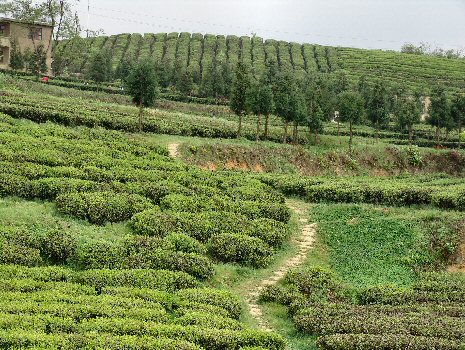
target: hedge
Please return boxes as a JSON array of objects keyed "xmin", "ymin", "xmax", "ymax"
[{"xmin": 56, "ymin": 191, "xmax": 155, "ymax": 225}]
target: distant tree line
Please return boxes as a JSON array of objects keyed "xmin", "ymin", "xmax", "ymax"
[
  {"xmin": 401, "ymin": 42, "xmax": 464, "ymax": 59},
  {"xmin": 66, "ymin": 49, "xmax": 465, "ymax": 153}
]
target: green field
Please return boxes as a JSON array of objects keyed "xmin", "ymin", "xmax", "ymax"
[
  {"xmin": 0, "ymin": 71, "xmax": 464, "ymax": 350},
  {"xmin": 55, "ymin": 32, "xmax": 465, "ymax": 94}
]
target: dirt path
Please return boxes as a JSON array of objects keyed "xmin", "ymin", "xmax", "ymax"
[
  {"xmin": 168, "ymin": 143, "xmax": 180, "ymax": 158},
  {"xmin": 245, "ymin": 199, "xmax": 316, "ymax": 332}
]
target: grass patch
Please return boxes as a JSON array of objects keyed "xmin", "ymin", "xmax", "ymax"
[
  {"xmin": 310, "ymin": 203, "xmax": 464, "ymax": 288},
  {"xmin": 0, "ymin": 197, "xmax": 131, "ymax": 243}
]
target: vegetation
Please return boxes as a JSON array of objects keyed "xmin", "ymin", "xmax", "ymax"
[{"xmin": 0, "ymin": 20, "xmax": 464, "ymax": 349}]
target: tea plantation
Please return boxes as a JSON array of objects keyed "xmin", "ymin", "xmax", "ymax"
[{"xmin": 0, "ymin": 70, "xmax": 464, "ymax": 350}]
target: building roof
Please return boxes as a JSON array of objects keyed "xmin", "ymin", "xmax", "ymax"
[{"xmin": 0, "ymin": 17, "xmax": 53, "ymax": 28}]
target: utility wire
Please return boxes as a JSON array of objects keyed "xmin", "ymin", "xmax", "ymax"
[{"xmin": 78, "ymin": 4, "xmax": 464, "ymax": 50}]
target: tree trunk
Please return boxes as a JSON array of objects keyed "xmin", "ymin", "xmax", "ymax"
[
  {"xmin": 375, "ymin": 120, "xmax": 379, "ymax": 143},
  {"xmin": 283, "ymin": 120, "xmax": 289, "ymax": 144},
  {"xmin": 314, "ymin": 130, "xmax": 318, "ymax": 145},
  {"xmin": 337, "ymin": 120, "xmax": 341, "ymax": 145},
  {"xmin": 308, "ymin": 127, "xmax": 312, "ymax": 145},
  {"xmin": 138, "ymin": 100, "xmax": 144, "ymax": 132},
  {"xmin": 435, "ymin": 126, "xmax": 441, "ymax": 147},
  {"xmin": 264, "ymin": 115, "xmax": 269, "ymax": 140},
  {"xmin": 292, "ymin": 121, "xmax": 298, "ymax": 145},
  {"xmin": 237, "ymin": 112, "xmax": 243, "ymax": 138},
  {"xmin": 445, "ymin": 128, "xmax": 450, "ymax": 142},
  {"xmin": 349, "ymin": 121, "xmax": 353, "ymax": 154},
  {"xmin": 256, "ymin": 113, "xmax": 261, "ymax": 143},
  {"xmin": 408, "ymin": 125, "xmax": 413, "ymax": 146}
]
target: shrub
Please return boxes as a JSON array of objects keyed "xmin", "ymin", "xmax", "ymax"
[
  {"xmin": 73, "ymin": 269, "xmax": 198, "ymax": 292},
  {"xmin": 176, "ymin": 288, "xmax": 242, "ymax": 320},
  {"xmin": 246, "ymin": 218, "xmax": 289, "ymax": 247},
  {"xmin": 174, "ymin": 311, "xmax": 243, "ymax": 331},
  {"xmin": 164, "ymin": 233, "xmax": 206, "ymax": 255},
  {"xmin": 57, "ymin": 191, "xmax": 155, "ymax": 224},
  {"xmin": 207, "ymin": 233, "xmax": 272, "ymax": 267},
  {"xmin": 30, "ymin": 177, "xmax": 98, "ymax": 199},
  {"xmin": 41, "ymin": 230, "xmax": 77, "ymax": 264},
  {"xmin": 316, "ymin": 334, "xmax": 463, "ymax": 350},
  {"xmin": 232, "ymin": 201, "xmax": 290, "ymax": 222},
  {"xmin": 130, "ymin": 210, "xmax": 179, "ymax": 237},
  {"xmin": 0, "ymin": 241, "xmax": 43, "ymax": 267}
]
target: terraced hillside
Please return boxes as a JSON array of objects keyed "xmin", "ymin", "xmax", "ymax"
[{"xmin": 55, "ymin": 32, "xmax": 465, "ymax": 92}]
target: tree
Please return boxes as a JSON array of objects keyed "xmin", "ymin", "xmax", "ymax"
[
  {"xmin": 304, "ymin": 80, "xmax": 325, "ymax": 144},
  {"xmin": 23, "ymin": 44, "xmax": 47, "ymax": 78},
  {"xmin": 115, "ymin": 57, "xmax": 134, "ymax": 84},
  {"xmin": 337, "ymin": 91, "xmax": 365, "ymax": 153},
  {"xmin": 274, "ymin": 70, "xmax": 294, "ymax": 144},
  {"xmin": 396, "ymin": 96, "xmax": 421, "ymax": 145},
  {"xmin": 367, "ymin": 81, "xmax": 390, "ymax": 141},
  {"xmin": 176, "ymin": 69, "xmax": 194, "ymax": 95},
  {"xmin": 451, "ymin": 93, "xmax": 465, "ymax": 149},
  {"xmin": 9, "ymin": 40, "xmax": 24, "ymax": 71},
  {"xmin": 230, "ymin": 61, "xmax": 250, "ymax": 138},
  {"xmin": 125, "ymin": 59, "xmax": 159, "ymax": 132},
  {"xmin": 200, "ymin": 57, "xmax": 229, "ymax": 98},
  {"xmin": 427, "ymin": 86, "xmax": 451, "ymax": 146},
  {"xmin": 289, "ymin": 88, "xmax": 307, "ymax": 145},
  {"xmin": 246, "ymin": 77, "xmax": 274, "ymax": 142},
  {"xmin": 86, "ymin": 49, "xmax": 113, "ymax": 88}
]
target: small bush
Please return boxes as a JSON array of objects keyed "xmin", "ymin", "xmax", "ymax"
[
  {"xmin": 57, "ymin": 191, "xmax": 155, "ymax": 224},
  {"xmin": 207, "ymin": 233, "xmax": 272, "ymax": 267},
  {"xmin": 41, "ymin": 230, "xmax": 77, "ymax": 264}
]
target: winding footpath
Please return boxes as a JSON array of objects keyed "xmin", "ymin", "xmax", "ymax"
[
  {"xmin": 245, "ymin": 200, "xmax": 317, "ymax": 332},
  {"xmin": 168, "ymin": 143, "xmax": 180, "ymax": 158},
  {"xmin": 167, "ymin": 143, "xmax": 316, "ymax": 332}
]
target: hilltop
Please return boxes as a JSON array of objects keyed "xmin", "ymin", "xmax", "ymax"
[{"xmin": 55, "ymin": 32, "xmax": 465, "ymax": 94}]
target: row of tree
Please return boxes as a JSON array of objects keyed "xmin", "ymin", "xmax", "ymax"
[
  {"xmin": 124, "ymin": 56, "xmax": 465, "ymax": 153},
  {"xmin": 229, "ymin": 61, "xmax": 465, "ymax": 152}
]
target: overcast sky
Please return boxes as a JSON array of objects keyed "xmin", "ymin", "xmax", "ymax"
[{"xmin": 76, "ymin": 0, "xmax": 465, "ymax": 51}]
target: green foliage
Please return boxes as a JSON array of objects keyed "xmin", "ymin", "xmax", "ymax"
[
  {"xmin": 41, "ymin": 230, "xmax": 77, "ymax": 264},
  {"xmin": 126, "ymin": 59, "xmax": 159, "ymax": 108},
  {"xmin": 9, "ymin": 41, "xmax": 24, "ymax": 71},
  {"xmin": 56, "ymin": 191, "xmax": 155, "ymax": 225},
  {"xmin": 428, "ymin": 85, "xmax": 452, "ymax": 136},
  {"xmin": 207, "ymin": 233, "xmax": 272, "ymax": 268},
  {"xmin": 337, "ymin": 91, "xmax": 365, "ymax": 125},
  {"xmin": 87, "ymin": 49, "xmax": 113, "ymax": 84},
  {"xmin": 366, "ymin": 81, "xmax": 390, "ymax": 131}
]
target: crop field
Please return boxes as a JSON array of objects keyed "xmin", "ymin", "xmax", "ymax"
[
  {"xmin": 0, "ymin": 58, "xmax": 464, "ymax": 350},
  {"xmin": 261, "ymin": 204, "xmax": 465, "ymax": 349},
  {"xmin": 55, "ymin": 32, "xmax": 465, "ymax": 93}
]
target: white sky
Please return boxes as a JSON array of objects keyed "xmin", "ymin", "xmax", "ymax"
[{"xmin": 77, "ymin": 0, "xmax": 465, "ymax": 51}]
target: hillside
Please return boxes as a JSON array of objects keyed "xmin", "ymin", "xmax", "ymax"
[
  {"xmin": 1, "ymin": 68, "xmax": 465, "ymax": 349},
  {"xmin": 55, "ymin": 32, "xmax": 465, "ymax": 93}
]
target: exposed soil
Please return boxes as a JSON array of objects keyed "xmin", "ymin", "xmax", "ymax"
[
  {"xmin": 448, "ymin": 241, "xmax": 465, "ymax": 273},
  {"xmin": 183, "ymin": 143, "xmax": 465, "ymax": 177},
  {"xmin": 245, "ymin": 199, "xmax": 316, "ymax": 332}
]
